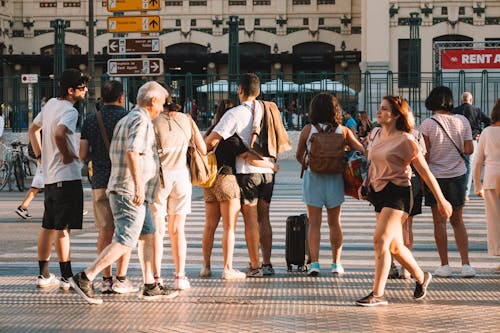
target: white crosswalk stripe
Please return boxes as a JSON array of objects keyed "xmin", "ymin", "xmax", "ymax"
[{"xmin": 4, "ymin": 189, "xmax": 494, "ymax": 275}]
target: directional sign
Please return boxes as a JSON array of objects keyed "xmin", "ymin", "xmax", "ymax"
[
  {"xmin": 108, "ymin": 38, "xmax": 161, "ymax": 55},
  {"xmin": 107, "ymin": 58, "xmax": 164, "ymax": 76},
  {"xmin": 107, "ymin": 0, "xmax": 161, "ymax": 12},
  {"xmin": 107, "ymin": 16, "xmax": 161, "ymax": 33}
]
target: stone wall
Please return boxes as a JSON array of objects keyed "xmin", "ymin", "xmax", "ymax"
[{"xmin": 2, "ymin": 130, "xmax": 302, "ymax": 161}]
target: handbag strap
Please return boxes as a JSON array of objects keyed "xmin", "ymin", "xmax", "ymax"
[
  {"xmin": 430, "ymin": 117, "xmax": 465, "ymax": 160},
  {"xmin": 95, "ymin": 111, "xmax": 110, "ymax": 152}
]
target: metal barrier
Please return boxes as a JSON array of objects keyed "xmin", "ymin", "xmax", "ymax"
[{"xmin": 1, "ymin": 71, "xmax": 499, "ymax": 131}]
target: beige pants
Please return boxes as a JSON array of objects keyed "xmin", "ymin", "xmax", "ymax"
[{"xmin": 484, "ymin": 189, "xmax": 500, "ymax": 256}]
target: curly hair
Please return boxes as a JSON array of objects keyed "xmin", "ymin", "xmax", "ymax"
[{"xmin": 308, "ymin": 93, "xmax": 342, "ymax": 126}]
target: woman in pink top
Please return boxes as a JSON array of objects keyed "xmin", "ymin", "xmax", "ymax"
[{"xmin": 356, "ymin": 95, "xmax": 452, "ymax": 307}]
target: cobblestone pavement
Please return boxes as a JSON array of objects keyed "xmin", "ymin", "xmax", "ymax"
[{"xmin": 0, "ymin": 161, "xmax": 499, "ymax": 332}]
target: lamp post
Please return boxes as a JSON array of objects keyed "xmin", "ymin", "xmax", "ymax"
[
  {"xmin": 50, "ymin": 18, "xmax": 69, "ymax": 96},
  {"xmin": 408, "ymin": 12, "xmax": 421, "ymax": 119},
  {"xmin": 87, "ymin": 0, "xmax": 96, "ymax": 113},
  {"xmin": 227, "ymin": 15, "xmax": 239, "ymax": 103}
]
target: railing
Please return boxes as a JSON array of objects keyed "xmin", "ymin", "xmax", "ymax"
[{"xmin": 1, "ymin": 70, "xmax": 499, "ymax": 131}]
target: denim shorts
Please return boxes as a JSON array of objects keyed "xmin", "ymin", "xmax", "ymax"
[
  {"xmin": 424, "ymin": 174, "xmax": 466, "ymax": 209},
  {"xmin": 371, "ymin": 182, "xmax": 413, "ymax": 214},
  {"xmin": 302, "ymin": 170, "xmax": 344, "ymax": 209},
  {"xmin": 109, "ymin": 193, "xmax": 155, "ymax": 247}
]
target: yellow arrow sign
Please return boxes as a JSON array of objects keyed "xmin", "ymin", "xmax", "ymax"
[
  {"xmin": 107, "ymin": 0, "xmax": 161, "ymax": 12},
  {"xmin": 107, "ymin": 16, "xmax": 161, "ymax": 33}
]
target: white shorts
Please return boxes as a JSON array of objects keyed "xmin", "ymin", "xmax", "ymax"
[
  {"xmin": 150, "ymin": 167, "xmax": 192, "ymax": 232},
  {"xmin": 31, "ymin": 163, "xmax": 44, "ymax": 189}
]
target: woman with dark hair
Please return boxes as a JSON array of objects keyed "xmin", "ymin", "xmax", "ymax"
[
  {"xmin": 419, "ymin": 86, "xmax": 476, "ymax": 278},
  {"xmin": 296, "ymin": 93, "xmax": 364, "ymax": 276},
  {"xmin": 356, "ymin": 95, "xmax": 452, "ymax": 306},
  {"xmin": 473, "ymin": 99, "xmax": 500, "ymax": 273},
  {"xmin": 200, "ymin": 99, "xmax": 278, "ymax": 280}
]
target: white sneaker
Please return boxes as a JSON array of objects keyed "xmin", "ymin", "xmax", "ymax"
[
  {"xmin": 173, "ymin": 275, "xmax": 191, "ymax": 290},
  {"xmin": 59, "ymin": 277, "xmax": 71, "ymax": 291},
  {"xmin": 461, "ymin": 264, "xmax": 476, "ymax": 278},
  {"xmin": 434, "ymin": 265, "xmax": 452, "ymax": 278},
  {"xmin": 222, "ymin": 269, "xmax": 246, "ymax": 280},
  {"xmin": 331, "ymin": 263, "xmax": 345, "ymax": 275},
  {"xmin": 112, "ymin": 278, "xmax": 139, "ymax": 294},
  {"xmin": 37, "ymin": 273, "xmax": 59, "ymax": 288}
]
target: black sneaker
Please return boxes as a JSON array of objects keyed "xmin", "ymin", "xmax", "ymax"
[
  {"xmin": 15, "ymin": 206, "xmax": 31, "ymax": 220},
  {"xmin": 69, "ymin": 272, "xmax": 103, "ymax": 305},
  {"xmin": 388, "ymin": 264, "xmax": 399, "ymax": 279},
  {"xmin": 414, "ymin": 272, "xmax": 432, "ymax": 300},
  {"xmin": 355, "ymin": 292, "xmax": 389, "ymax": 307},
  {"xmin": 141, "ymin": 283, "xmax": 179, "ymax": 301},
  {"xmin": 262, "ymin": 263, "xmax": 275, "ymax": 276}
]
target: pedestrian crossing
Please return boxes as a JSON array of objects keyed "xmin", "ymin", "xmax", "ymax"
[{"xmin": 2, "ymin": 184, "xmax": 495, "ymax": 276}]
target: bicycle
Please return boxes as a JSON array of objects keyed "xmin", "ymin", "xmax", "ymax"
[{"xmin": 0, "ymin": 141, "xmax": 32, "ymax": 191}]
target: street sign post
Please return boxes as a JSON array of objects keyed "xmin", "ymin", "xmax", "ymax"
[
  {"xmin": 108, "ymin": 38, "xmax": 161, "ymax": 55},
  {"xmin": 107, "ymin": 0, "xmax": 161, "ymax": 12},
  {"xmin": 21, "ymin": 74, "xmax": 38, "ymax": 84},
  {"xmin": 107, "ymin": 16, "xmax": 161, "ymax": 33},
  {"xmin": 107, "ymin": 58, "xmax": 164, "ymax": 76}
]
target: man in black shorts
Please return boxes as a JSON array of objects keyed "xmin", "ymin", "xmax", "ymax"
[
  {"xmin": 205, "ymin": 73, "xmax": 277, "ymax": 277},
  {"xmin": 28, "ymin": 68, "xmax": 89, "ymax": 290}
]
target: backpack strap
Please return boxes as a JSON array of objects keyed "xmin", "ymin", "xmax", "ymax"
[{"xmin": 95, "ymin": 111, "xmax": 110, "ymax": 153}]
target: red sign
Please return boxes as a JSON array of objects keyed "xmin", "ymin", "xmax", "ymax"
[{"xmin": 441, "ymin": 49, "xmax": 500, "ymax": 69}]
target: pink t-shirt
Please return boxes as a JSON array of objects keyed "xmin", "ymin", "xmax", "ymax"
[
  {"xmin": 419, "ymin": 113, "xmax": 472, "ymax": 178},
  {"xmin": 368, "ymin": 130, "xmax": 419, "ymax": 192}
]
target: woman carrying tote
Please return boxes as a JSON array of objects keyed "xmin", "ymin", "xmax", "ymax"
[{"xmin": 356, "ymin": 95, "xmax": 452, "ymax": 307}]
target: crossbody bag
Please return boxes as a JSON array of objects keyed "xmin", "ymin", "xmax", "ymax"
[{"xmin": 430, "ymin": 117, "xmax": 466, "ymax": 161}]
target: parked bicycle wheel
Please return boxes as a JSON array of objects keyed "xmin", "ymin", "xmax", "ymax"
[
  {"xmin": 13, "ymin": 156, "xmax": 25, "ymax": 191},
  {"xmin": 23, "ymin": 157, "xmax": 37, "ymax": 177},
  {"xmin": 0, "ymin": 162, "xmax": 9, "ymax": 191}
]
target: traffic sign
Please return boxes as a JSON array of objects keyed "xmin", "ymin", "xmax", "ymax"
[
  {"xmin": 107, "ymin": 0, "xmax": 161, "ymax": 12},
  {"xmin": 21, "ymin": 74, "xmax": 38, "ymax": 84},
  {"xmin": 107, "ymin": 58, "xmax": 164, "ymax": 76},
  {"xmin": 107, "ymin": 16, "xmax": 161, "ymax": 33},
  {"xmin": 108, "ymin": 38, "xmax": 161, "ymax": 55}
]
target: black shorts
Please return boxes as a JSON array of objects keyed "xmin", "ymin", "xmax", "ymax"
[
  {"xmin": 410, "ymin": 173, "xmax": 423, "ymax": 217},
  {"xmin": 371, "ymin": 182, "xmax": 413, "ymax": 214},
  {"xmin": 43, "ymin": 180, "xmax": 83, "ymax": 230},
  {"xmin": 424, "ymin": 174, "xmax": 466, "ymax": 209},
  {"xmin": 236, "ymin": 173, "xmax": 275, "ymax": 205}
]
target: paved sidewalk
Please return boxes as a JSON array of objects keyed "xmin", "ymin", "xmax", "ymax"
[{"xmin": 0, "ymin": 161, "xmax": 499, "ymax": 332}]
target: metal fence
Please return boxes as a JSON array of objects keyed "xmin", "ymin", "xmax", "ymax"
[{"xmin": 1, "ymin": 70, "xmax": 499, "ymax": 132}]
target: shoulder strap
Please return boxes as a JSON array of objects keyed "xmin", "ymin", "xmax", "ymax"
[
  {"xmin": 430, "ymin": 117, "xmax": 465, "ymax": 160},
  {"xmin": 95, "ymin": 111, "xmax": 110, "ymax": 153}
]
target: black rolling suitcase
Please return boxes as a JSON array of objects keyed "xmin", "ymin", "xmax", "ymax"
[{"xmin": 285, "ymin": 214, "xmax": 309, "ymax": 271}]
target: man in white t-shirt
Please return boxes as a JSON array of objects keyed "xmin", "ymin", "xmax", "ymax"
[
  {"xmin": 28, "ymin": 68, "xmax": 89, "ymax": 290},
  {"xmin": 205, "ymin": 73, "xmax": 276, "ymax": 277}
]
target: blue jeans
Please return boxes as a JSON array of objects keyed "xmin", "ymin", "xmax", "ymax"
[
  {"xmin": 464, "ymin": 140, "xmax": 478, "ymax": 198},
  {"xmin": 109, "ymin": 193, "xmax": 155, "ymax": 247}
]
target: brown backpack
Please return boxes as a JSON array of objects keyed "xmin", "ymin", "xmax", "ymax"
[{"xmin": 302, "ymin": 123, "xmax": 347, "ymax": 176}]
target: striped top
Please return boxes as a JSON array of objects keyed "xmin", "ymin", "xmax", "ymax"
[
  {"xmin": 106, "ymin": 107, "xmax": 160, "ymax": 203},
  {"xmin": 419, "ymin": 113, "xmax": 472, "ymax": 178}
]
